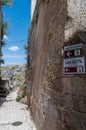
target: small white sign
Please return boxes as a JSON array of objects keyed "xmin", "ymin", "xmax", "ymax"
[
  {"xmin": 64, "ymin": 57, "xmax": 85, "ymax": 67},
  {"xmin": 64, "ymin": 43, "xmax": 83, "ymax": 51},
  {"xmin": 64, "ymin": 57, "xmax": 85, "ymax": 74},
  {"xmin": 74, "ymin": 50, "xmax": 81, "ymax": 56},
  {"xmin": 77, "ymin": 67, "xmax": 83, "ymax": 73},
  {"xmin": 64, "ymin": 43, "xmax": 85, "ymax": 74}
]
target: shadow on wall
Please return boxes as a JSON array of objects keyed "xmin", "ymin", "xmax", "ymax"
[{"xmin": 65, "ymin": 30, "xmax": 86, "ymax": 44}]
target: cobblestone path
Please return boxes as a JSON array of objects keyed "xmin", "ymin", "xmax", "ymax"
[{"xmin": 0, "ymin": 91, "xmax": 37, "ymax": 130}]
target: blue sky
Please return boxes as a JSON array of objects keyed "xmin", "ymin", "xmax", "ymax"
[{"xmin": 2, "ymin": 0, "xmax": 31, "ymax": 65}]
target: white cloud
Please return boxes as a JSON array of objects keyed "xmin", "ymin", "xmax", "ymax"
[
  {"xmin": 3, "ymin": 35, "xmax": 9, "ymax": 40},
  {"xmin": 8, "ymin": 46, "xmax": 19, "ymax": 51}
]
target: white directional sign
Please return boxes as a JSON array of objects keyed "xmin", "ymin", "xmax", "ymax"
[
  {"xmin": 64, "ymin": 57, "xmax": 84, "ymax": 67},
  {"xmin": 66, "ymin": 51, "xmax": 72, "ymax": 57},
  {"xmin": 64, "ymin": 43, "xmax": 83, "ymax": 50},
  {"xmin": 63, "ymin": 43, "xmax": 85, "ymax": 74}
]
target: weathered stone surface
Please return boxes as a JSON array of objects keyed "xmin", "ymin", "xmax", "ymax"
[
  {"xmin": 28, "ymin": 0, "xmax": 67, "ymax": 130},
  {"xmin": 27, "ymin": 0, "xmax": 86, "ymax": 130},
  {"xmin": 65, "ymin": 0, "xmax": 86, "ymax": 43}
]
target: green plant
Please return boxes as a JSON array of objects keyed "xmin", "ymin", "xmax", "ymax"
[
  {"xmin": 32, "ymin": 11, "xmax": 39, "ymax": 24},
  {"xmin": 16, "ymin": 96, "xmax": 22, "ymax": 102},
  {"xmin": 0, "ymin": 0, "xmax": 14, "ymax": 79},
  {"xmin": 42, "ymin": 0, "xmax": 49, "ymax": 3},
  {"xmin": 45, "ymin": 0, "xmax": 49, "ymax": 3},
  {"xmin": 1, "ymin": 0, "xmax": 13, "ymax": 6},
  {"xmin": 47, "ymin": 31, "xmax": 51, "ymax": 40},
  {"xmin": 6, "ymin": 89, "xmax": 9, "ymax": 95},
  {"xmin": 22, "ymin": 85, "xmax": 26, "ymax": 97}
]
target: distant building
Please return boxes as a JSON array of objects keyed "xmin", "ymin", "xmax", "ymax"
[{"xmin": 0, "ymin": 79, "xmax": 9, "ymax": 89}]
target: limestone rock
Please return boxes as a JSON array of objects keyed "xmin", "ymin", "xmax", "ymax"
[{"xmin": 65, "ymin": 0, "xmax": 86, "ymax": 43}]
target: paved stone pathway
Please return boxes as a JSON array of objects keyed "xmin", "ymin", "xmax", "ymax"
[{"xmin": 0, "ymin": 91, "xmax": 37, "ymax": 130}]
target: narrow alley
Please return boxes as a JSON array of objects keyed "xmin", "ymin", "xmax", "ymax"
[{"xmin": 0, "ymin": 91, "xmax": 36, "ymax": 130}]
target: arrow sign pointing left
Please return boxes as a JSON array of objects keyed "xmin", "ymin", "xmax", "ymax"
[
  {"xmin": 64, "ymin": 50, "xmax": 74, "ymax": 58},
  {"xmin": 66, "ymin": 51, "xmax": 72, "ymax": 57}
]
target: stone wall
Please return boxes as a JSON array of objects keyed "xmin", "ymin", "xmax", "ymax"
[
  {"xmin": 63, "ymin": 0, "xmax": 86, "ymax": 129},
  {"xmin": 27, "ymin": 0, "xmax": 86, "ymax": 130},
  {"xmin": 65, "ymin": 0, "xmax": 86, "ymax": 43}
]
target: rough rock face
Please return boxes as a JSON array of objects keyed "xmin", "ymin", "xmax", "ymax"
[
  {"xmin": 28, "ymin": 0, "xmax": 66, "ymax": 130},
  {"xmin": 65, "ymin": 0, "xmax": 86, "ymax": 42},
  {"xmin": 27, "ymin": 0, "xmax": 86, "ymax": 130},
  {"xmin": 68, "ymin": 0, "xmax": 86, "ymax": 28},
  {"xmin": 63, "ymin": 0, "xmax": 86, "ymax": 129}
]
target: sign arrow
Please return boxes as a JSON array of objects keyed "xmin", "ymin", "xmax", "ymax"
[{"xmin": 66, "ymin": 51, "xmax": 72, "ymax": 57}]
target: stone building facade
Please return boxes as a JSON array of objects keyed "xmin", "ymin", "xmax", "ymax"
[
  {"xmin": 31, "ymin": 0, "xmax": 37, "ymax": 20},
  {"xmin": 27, "ymin": 0, "xmax": 86, "ymax": 130}
]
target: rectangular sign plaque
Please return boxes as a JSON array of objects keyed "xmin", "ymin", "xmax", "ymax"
[
  {"xmin": 63, "ymin": 43, "xmax": 85, "ymax": 74},
  {"xmin": 64, "ymin": 57, "xmax": 85, "ymax": 74}
]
